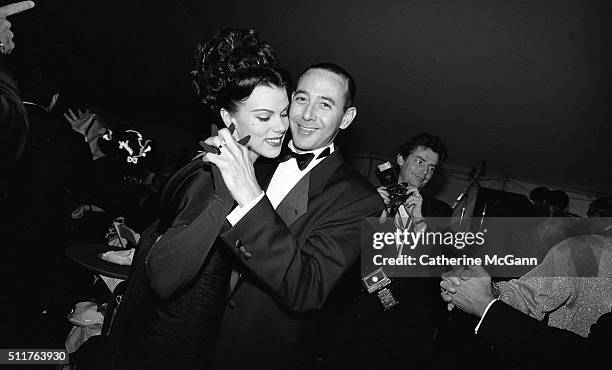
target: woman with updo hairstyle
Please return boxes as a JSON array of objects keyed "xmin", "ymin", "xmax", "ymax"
[
  {"xmin": 192, "ymin": 28, "xmax": 290, "ymax": 161},
  {"xmin": 109, "ymin": 29, "xmax": 290, "ymax": 369}
]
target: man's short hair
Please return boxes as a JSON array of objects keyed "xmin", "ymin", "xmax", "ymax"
[
  {"xmin": 299, "ymin": 62, "xmax": 356, "ymax": 110},
  {"xmin": 398, "ymin": 133, "xmax": 448, "ymax": 165}
]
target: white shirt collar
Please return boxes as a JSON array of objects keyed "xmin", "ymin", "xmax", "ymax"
[{"xmin": 288, "ymin": 140, "xmax": 335, "ymax": 158}]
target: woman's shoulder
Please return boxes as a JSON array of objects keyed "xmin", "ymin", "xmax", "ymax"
[{"xmin": 158, "ymin": 158, "xmax": 215, "ymax": 232}]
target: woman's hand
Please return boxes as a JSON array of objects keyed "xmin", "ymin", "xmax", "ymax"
[
  {"xmin": 71, "ymin": 204, "xmax": 91, "ymax": 219},
  {"xmin": 377, "ymin": 186, "xmax": 390, "ymax": 205},
  {"xmin": 201, "ymin": 128, "xmax": 262, "ymax": 207}
]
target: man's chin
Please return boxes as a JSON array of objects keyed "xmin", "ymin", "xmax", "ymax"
[{"xmin": 292, "ymin": 138, "xmax": 317, "ymax": 152}]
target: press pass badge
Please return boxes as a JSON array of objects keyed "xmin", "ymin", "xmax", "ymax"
[
  {"xmin": 362, "ymin": 268, "xmax": 398, "ymax": 310},
  {"xmin": 377, "ymin": 288, "xmax": 399, "ymax": 311}
]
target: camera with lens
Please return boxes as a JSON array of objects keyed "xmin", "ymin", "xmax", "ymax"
[{"xmin": 376, "ymin": 161, "xmax": 413, "ymax": 215}]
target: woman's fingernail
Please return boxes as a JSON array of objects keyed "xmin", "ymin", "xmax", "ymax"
[
  {"xmin": 237, "ymin": 135, "xmax": 250, "ymax": 145},
  {"xmin": 199, "ymin": 141, "xmax": 221, "ymax": 155}
]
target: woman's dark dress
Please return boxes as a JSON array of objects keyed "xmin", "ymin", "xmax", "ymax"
[{"xmin": 110, "ymin": 159, "xmax": 234, "ymax": 369}]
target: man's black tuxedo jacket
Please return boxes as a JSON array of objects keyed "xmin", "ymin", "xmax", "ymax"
[
  {"xmin": 143, "ymin": 150, "xmax": 381, "ymax": 369},
  {"xmin": 0, "ymin": 55, "xmax": 28, "ymax": 166},
  {"xmin": 212, "ymin": 150, "xmax": 381, "ymax": 369}
]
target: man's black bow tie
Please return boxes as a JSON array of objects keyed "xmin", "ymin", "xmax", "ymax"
[{"xmin": 280, "ymin": 147, "xmax": 331, "ymax": 171}]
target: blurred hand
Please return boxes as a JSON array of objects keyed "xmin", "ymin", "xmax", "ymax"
[
  {"xmin": 376, "ymin": 186, "xmax": 390, "ymax": 205},
  {"xmin": 64, "ymin": 108, "xmax": 98, "ymax": 140},
  {"xmin": 0, "ymin": 1, "xmax": 35, "ymax": 54},
  {"xmin": 71, "ymin": 204, "xmax": 104, "ymax": 219},
  {"xmin": 71, "ymin": 204, "xmax": 91, "ymax": 219}
]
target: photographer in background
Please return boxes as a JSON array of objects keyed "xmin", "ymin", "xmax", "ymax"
[
  {"xmin": 319, "ymin": 133, "xmax": 451, "ymax": 369},
  {"xmin": 378, "ymin": 132, "xmax": 451, "ymax": 222}
]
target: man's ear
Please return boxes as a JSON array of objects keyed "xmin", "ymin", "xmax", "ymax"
[
  {"xmin": 339, "ymin": 107, "xmax": 357, "ymax": 130},
  {"xmin": 220, "ymin": 108, "xmax": 234, "ymax": 129},
  {"xmin": 396, "ymin": 153, "xmax": 405, "ymax": 167}
]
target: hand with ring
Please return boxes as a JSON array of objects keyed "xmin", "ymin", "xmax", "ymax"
[
  {"xmin": 0, "ymin": 1, "xmax": 36, "ymax": 55},
  {"xmin": 440, "ymin": 265, "xmax": 495, "ymax": 317},
  {"xmin": 201, "ymin": 127, "xmax": 261, "ymax": 207},
  {"xmin": 199, "ymin": 123, "xmax": 250, "ymax": 155}
]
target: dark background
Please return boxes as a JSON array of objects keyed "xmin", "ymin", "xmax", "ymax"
[{"xmin": 7, "ymin": 0, "xmax": 612, "ymax": 195}]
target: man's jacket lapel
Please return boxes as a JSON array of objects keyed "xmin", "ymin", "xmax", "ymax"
[{"xmin": 275, "ymin": 150, "xmax": 343, "ymax": 228}]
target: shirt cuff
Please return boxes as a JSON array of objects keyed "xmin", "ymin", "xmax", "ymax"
[
  {"xmin": 226, "ymin": 191, "xmax": 265, "ymax": 226},
  {"xmin": 474, "ymin": 298, "xmax": 498, "ymax": 334}
]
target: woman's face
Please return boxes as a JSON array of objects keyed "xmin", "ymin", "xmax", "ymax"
[{"xmin": 224, "ymin": 85, "xmax": 289, "ymax": 160}]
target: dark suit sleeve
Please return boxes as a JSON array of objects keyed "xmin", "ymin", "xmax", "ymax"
[
  {"xmin": 478, "ymin": 300, "xmax": 612, "ymax": 368},
  {"xmin": 0, "ymin": 55, "xmax": 28, "ymax": 166},
  {"xmin": 221, "ymin": 182, "xmax": 382, "ymax": 312},
  {"xmin": 146, "ymin": 168, "xmax": 234, "ymax": 299}
]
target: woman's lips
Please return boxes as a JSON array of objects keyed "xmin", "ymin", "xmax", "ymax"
[{"xmin": 265, "ymin": 137, "xmax": 283, "ymax": 147}]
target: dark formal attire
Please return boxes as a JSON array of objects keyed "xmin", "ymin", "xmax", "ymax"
[
  {"xmin": 9, "ymin": 104, "xmax": 92, "ymax": 290},
  {"xmin": 317, "ymin": 192, "xmax": 451, "ymax": 369},
  {"xmin": 477, "ymin": 300, "xmax": 612, "ymax": 369},
  {"xmin": 112, "ymin": 144, "xmax": 380, "ymax": 369},
  {"xmin": 421, "ymin": 192, "xmax": 453, "ymax": 222},
  {"xmin": 0, "ymin": 54, "xmax": 28, "ymax": 348},
  {"xmin": 112, "ymin": 157, "xmax": 234, "ymax": 370},
  {"xmin": 0, "ymin": 55, "xmax": 27, "ymax": 167},
  {"xmin": 210, "ymin": 147, "xmax": 382, "ymax": 369}
]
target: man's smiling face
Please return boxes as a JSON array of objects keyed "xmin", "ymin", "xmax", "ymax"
[
  {"xmin": 397, "ymin": 145, "xmax": 439, "ymax": 189},
  {"xmin": 289, "ymin": 68, "xmax": 355, "ymax": 151}
]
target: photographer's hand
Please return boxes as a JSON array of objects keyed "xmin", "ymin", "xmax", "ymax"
[
  {"xmin": 376, "ymin": 186, "xmax": 390, "ymax": 205},
  {"xmin": 403, "ymin": 186, "xmax": 424, "ymax": 220}
]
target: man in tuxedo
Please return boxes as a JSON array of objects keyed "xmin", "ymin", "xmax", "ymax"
[
  {"xmin": 440, "ymin": 265, "xmax": 612, "ymax": 369},
  {"xmin": 204, "ymin": 63, "xmax": 382, "ymax": 369}
]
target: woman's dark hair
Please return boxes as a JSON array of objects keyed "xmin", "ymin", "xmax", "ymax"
[{"xmin": 191, "ymin": 28, "xmax": 291, "ymax": 114}]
